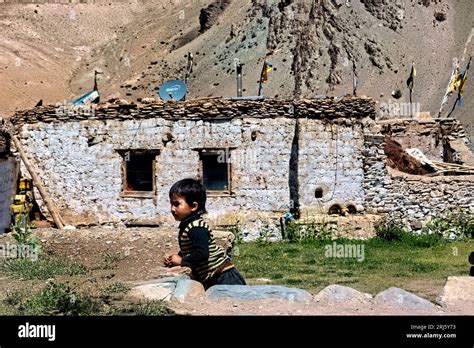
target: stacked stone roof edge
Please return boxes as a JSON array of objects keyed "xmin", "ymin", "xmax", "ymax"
[{"xmin": 9, "ymin": 97, "xmax": 377, "ymax": 129}]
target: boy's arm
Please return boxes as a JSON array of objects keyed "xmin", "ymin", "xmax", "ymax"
[{"xmin": 181, "ymin": 227, "xmax": 209, "ymax": 267}]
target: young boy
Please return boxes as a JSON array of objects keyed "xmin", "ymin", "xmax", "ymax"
[{"xmin": 164, "ymin": 178, "xmax": 246, "ymax": 290}]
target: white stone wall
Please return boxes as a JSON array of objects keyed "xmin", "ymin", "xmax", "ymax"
[
  {"xmin": 299, "ymin": 120, "xmax": 365, "ymax": 212},
  {"xmin": 18, "ymin": 116, "xmax": 366, "ymax": 230}
]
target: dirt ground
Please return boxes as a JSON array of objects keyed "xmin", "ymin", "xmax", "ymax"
[{"xmin": 1, "ymin": 226, "xmax": 472, "ymax": 316}]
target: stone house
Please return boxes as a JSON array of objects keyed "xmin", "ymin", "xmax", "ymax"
[{"xmin": 3, "ymin": 97, "xmax": 474, "ymax": 238}]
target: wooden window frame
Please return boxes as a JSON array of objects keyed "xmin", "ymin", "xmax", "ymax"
[
  {"xmin": 116, "ymin": 149, "xmax": 159, "ymax": 199},
  {"xmin": 194, "ymin": 147, "xmax": 235, "ymax": 196}
]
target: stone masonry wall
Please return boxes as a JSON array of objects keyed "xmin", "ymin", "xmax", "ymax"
[
  {"xmin": 299, "ymin": 118, "xmax": 365, "ymax": 213},
  {"xmin": 364, "ymin": 126, "xmax": 474, "ymax": 228},
  {"xmin": 11, "ymin": 97, "xmax": 376, "ymax": 238}
]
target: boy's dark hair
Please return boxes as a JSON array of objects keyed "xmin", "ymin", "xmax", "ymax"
[{"xmin": 169, "ymin": 178, "xmax": 207, "ymax": 215}]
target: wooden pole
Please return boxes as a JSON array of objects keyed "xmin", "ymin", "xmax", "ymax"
[{"xmin": 12, "ymin": 136, "xmax": 64, "ymax": 230}]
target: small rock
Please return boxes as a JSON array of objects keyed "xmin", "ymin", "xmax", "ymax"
[
  {"xmin": 391, "ymin": 89, "xmax": 402, "ymax": 99},
  {"xmin": 410, "ymin": 221, "xmax": 423, "ymax": 230}
]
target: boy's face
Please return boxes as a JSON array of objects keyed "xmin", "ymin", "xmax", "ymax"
[{"xmin": 170, "ymin": 194, "xmax": 198, "ymax": 221}]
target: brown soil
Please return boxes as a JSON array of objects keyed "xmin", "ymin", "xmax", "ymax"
[{"xmin": 384, "ymin": 137, "xmax": 434, "ymax": 175}]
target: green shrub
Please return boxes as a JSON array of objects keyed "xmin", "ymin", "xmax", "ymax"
[
  {"xmin": 256, "ymin": 223, "xmax": 273, "ymax": 244},
  {"xmin": 10, "ymin": 211, "xmax": 42, "ymax": 258},
  {"xmin": 400, "ymin": 231, "xmax": 444, "ymax": 248},
  {"xmin": 374, "ymin": 215, "xmax": 407, "ymax": 241},
  {"xmin": 422, "ymin": 210, "xmax": 474, "ymax": 240},
  {"xmin": 98, "ymin": 252, "xmax": 125, "ymax": 270},
  {"xmin": 229, "ymin": 222, "xmax": 244, "ymax": 244},
  {"xmin": 284, "ymin": 219, "xmax": 332, "ymax": 242},
  {"xmin": 105, "ymin": 282, "xmax": 131, "ymax": 294},
  {"xmin": 374, "ymin": 214, "xmax": 447, "ymax": 247}
]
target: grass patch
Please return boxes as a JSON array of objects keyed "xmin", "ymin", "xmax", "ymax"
[
  {"xmin": 105, "ymin": 282, "xmax": 131, "ymax": 294},
  {"xmin": 234, "ymin": 238, "xmax": 473, "ymax": 301},
  {"xmin": 2, "ymin": 282, "xmax": 174, "ymax": 316},
  {"xmin": 111, "ymin": 301, "xmax": 175, "ymax": 316},
  {"xmin": 0, "ymin": 256, "xmax": 88, "ymax": 280},
  {"xmin": 3, "ymin": 282, "xmax": 101, "ymax": 315},
  {"xmin": 96, "ymin": 252, "xmax": 125, "ymax": 270}
]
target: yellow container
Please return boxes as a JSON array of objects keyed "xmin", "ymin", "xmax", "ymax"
[{"xmin": 19, "ymin": 179, "xmax": 32, "ymax": 191}]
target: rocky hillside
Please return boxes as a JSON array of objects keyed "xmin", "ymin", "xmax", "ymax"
[{"xmin": 0, "ymin": 0, "xmax": 473, "ymax": 141}]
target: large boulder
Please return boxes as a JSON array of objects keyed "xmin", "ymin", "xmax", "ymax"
[
  {"xmin": 314, "ymin": 285, "xmax": 372, "ymax": 304},
  {"xmin": 437, "ymin": 276, "xmax": 474, "ymax": 307},
  {"xmin": 206, "ymin": 285, "xmax": 312, "ymax": 302},
  {"xmin": 374, "ymin": 287, "xmax": 435, "ymax": 310}
]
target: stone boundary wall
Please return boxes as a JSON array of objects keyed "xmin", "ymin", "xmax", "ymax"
[
  {"xmin": 384, "ymin": 174, "xmax": 474, "ymax": 229},
  {"xmin": 363, "ymin": 129, "xmax": 474, "ymax": 228}
]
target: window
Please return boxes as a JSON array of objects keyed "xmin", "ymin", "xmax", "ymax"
[
  {"xmin": 199, "ymin": 149, "xmax": 232, "ymax": 193},
  {"xmin": 118, "ymin": 150, "xmax": 159, "ymax": 196}
]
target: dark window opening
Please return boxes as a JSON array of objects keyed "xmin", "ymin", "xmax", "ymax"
[
  {"xmin": 315, "ymin": 187, "xmax": 324, "ymax": 199},
  {"xmin": 119, "ymin": 150, "xmax": 158, "ymax": 193},
  {"xmin": 200, "ymin": 150, "xmax": 230, "ymax": 192}
]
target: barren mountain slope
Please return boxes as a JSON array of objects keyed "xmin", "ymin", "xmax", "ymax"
[{"xmin": 0, "ymin": 0, "xmax": 473, "ymax": 141}]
